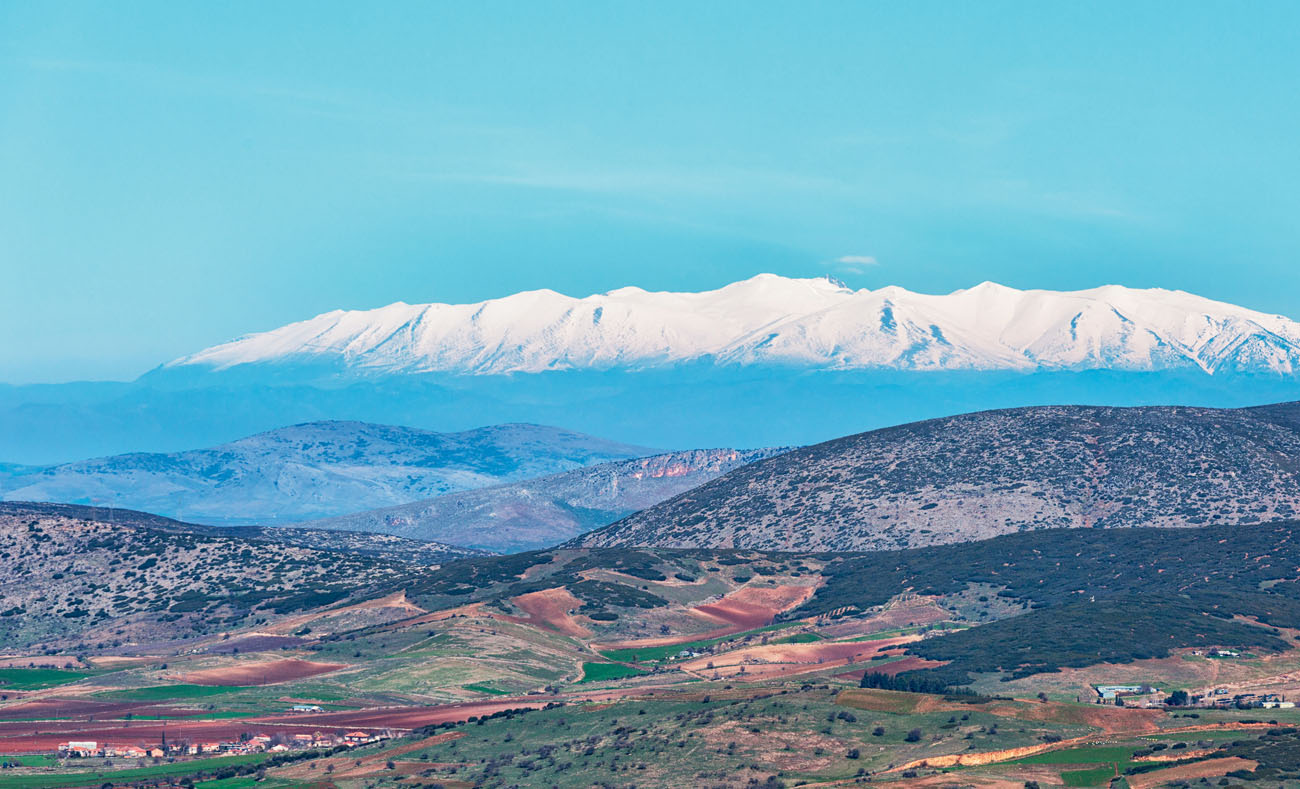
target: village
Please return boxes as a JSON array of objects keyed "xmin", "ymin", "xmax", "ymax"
[
  {"xmin": 1096, "ymin": 685, "xmax": 1296, "ymax": 710},
  {"xmin": 50, "ymin": 728, "xmax": 387, "ymax": 763}
]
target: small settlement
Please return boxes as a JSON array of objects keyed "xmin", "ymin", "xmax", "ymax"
[{"xmin": 57, "ymin": 729, "xmax": 386, "ymax": 760}]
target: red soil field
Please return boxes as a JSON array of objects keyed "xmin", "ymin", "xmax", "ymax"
[
  {"xmin": 679, "ymin": 635, "xmax": 918, "ymax": 681},
  {"xmin": 509, "ymin": 588, "xmax": 590, "ymax": 638},
  {"xmin": 861, "ymin": 656, "xmax": 949, "ymax": 676},
  {"xmin": 594, "ymin": 585, "xmax": 820, "ymax": 652},
  {"xmin": 177, "ymin": 659, "xmax": 347, "ymax": 686},
  {"xmin": 593, "ymin": 624, "xmax": 741, "ymax": 651},
  {"xmin": 0, "ymin": 656, "xmax": 89, "ymax": 669},
  {"xmin": 691, "ymin": 585, "xmax": 816, "ymax": 630},
  {"xmin": 834, "ymin": 655, "xmax": 942, "ymax": 683},
  {"xmin": 0, "ymin": 697, "xmax": 194, "ymax": 721}
]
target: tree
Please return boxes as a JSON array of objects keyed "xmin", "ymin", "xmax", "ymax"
[
  {"xmin": 905, "ymin": 728, "xmax": 923, "ymax": 742},
  {"xmin": 847, "ymin": 748, "xmax": 860, "ymax": 759},
  {"xmin": 1165, "ymin": 689, "xmax": 1190, "ymax": 707},
  {"xmin": 872, "ymin": 727, "xmax": 885, "ymax": 737}
]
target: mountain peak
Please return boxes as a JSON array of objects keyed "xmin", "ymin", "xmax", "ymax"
[{"xmin": 161, "ymin": 275, "xmax": 1300, "ymax": 378}]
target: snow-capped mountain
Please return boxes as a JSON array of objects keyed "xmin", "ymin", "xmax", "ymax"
[{"xmin": 166, "ymin": 275, "xmax": 1300, "ymax": 376}]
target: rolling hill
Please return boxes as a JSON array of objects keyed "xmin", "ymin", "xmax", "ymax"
[
  {"xmin": 301, "ymin": 447, "xmax": 785, "ymax": 552},
  {"xmin": 1, "ymin": 501, "xmax": 487, "ymax": 563},
  {"xmin": 0, "ymin": 502, "xmax": 473, "ymax": 651},
  {"xmin": 0, "ymin": 421, "xmax": 654, "ymax": 525},
  {"xmin": 573, "ymin": 401, "xmax": 1300, "ymax": 551}
]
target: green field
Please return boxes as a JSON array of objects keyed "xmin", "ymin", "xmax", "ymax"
[
  {"xmin": 0, "ymin": 667, "xmax": 95, "ymax": 690},
  {"xmin": 98, "ymin": 684, "xmax": 250, "ymax": 701},
  {"xmin": 578, "ymin": 662, "xmax": 649, "ymax": 683},
  {"xmin": 463, "ymin": 682, "xmax": 509, "ymax": 695},
  {"xmin": 1, "ymin": 755, "xmax": 56, "ymax": 767},
  {"xmin": 770, "ymin": 632, "xmax": 824, "ymax": 644},
  {"xmin": 0, "ymin": 753, "xmax": 270, "ymax": 789},
  {"xmin": 196, "ymin": 777, "xmax": 293, "ymax": 789},
  {"xmin": 1061, "ymin": 765, "xmax": 1121, "ymax": 786},
  {"xmin": 195, "ymin": 779, "xmax": 262, "ymax": 789}
]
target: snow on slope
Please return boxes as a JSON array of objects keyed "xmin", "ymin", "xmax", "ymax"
[{"xmin": 166, "ymin": 275, "xmax": 1300, "ymax": 376}]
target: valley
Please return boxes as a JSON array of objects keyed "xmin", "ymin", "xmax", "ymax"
[{"xmin": 8, "ymin": 488, "xmax": 1300, "ymax": 787}]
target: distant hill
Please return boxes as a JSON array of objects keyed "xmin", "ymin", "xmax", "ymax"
[
  {"xmin": 300, "ymin": 447, "xmax": 786, "ymax": 553},
  {"xmin": 0, "ymin": 421, "xmax": 654, "ymax": 525},
  {"xmin": 574, "ymin": 402, "xmax": 1300, "ymax": 551},
  {"xmin": 8, "ymin": 501, "xmax": 1300, "ymax": 686},
  {"xmin": 0, "ymin": 502, "xmax": 473, "ymax": 650},
  {"xmin": 0, "ymin": 502, "xmax": 490, "ymax": 563}
]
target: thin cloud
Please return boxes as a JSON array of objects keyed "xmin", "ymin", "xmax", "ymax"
[{"xmin": 835, "ymin": 255, "xmax": 879, "ymax": 266}]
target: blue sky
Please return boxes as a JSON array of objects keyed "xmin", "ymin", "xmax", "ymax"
[{"xmin": 3, "ymin": 1, "xmax": 1299, "ymax": 382}]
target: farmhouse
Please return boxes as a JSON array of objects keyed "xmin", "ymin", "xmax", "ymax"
[
  {"xmin": 57, "ymin": 741, "xmax": 98, "ymax": 757},
  {"xmin": 1095, "ymin": 684, "xmax": 1153, "ymax": 700}
]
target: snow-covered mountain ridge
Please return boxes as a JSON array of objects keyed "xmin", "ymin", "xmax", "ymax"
[{"xmin": 166, "ymin": 274, "xmax": 1300, "ymax": 376}]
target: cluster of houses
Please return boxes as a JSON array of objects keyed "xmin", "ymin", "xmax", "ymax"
[
  {"xmin": 56, "ymin": 730, "xmax": 384, "ymax": 760},
  {"xmin": 1094, "ymin": 683, "xmax": 1296, "ymax": 710},
  {"xmin": 1190, "ymin": 690, "xmax": 1295, "ymax": 709}
]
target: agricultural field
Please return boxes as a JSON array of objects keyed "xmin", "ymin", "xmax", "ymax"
[{"xmin": 7, "ymin": 506, "xmax": 1300, "ymax": 786}]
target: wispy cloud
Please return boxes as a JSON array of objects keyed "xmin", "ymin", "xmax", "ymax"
[{"xmin": 826, "ymin": 254, "xmax": 880, "ymax": 275}]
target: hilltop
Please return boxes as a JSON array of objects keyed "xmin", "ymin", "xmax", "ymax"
[
  {"xmin": 575, "ymin": 401, "xmax": 1300, "ymax": 551},
  {"xmin": 0, "ymin": 502, "xmax": 466, "ymax": 651}
]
